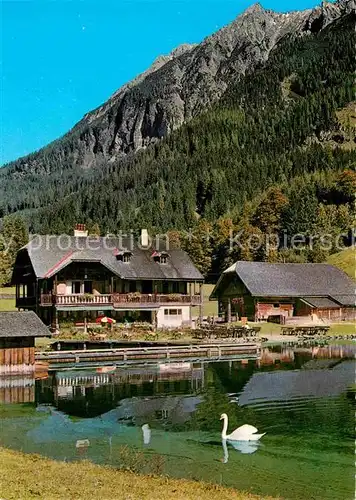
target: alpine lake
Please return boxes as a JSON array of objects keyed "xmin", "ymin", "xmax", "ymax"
[{"xmin": 0, "ymin": 342, "xmax": 354, "ymax": 500}]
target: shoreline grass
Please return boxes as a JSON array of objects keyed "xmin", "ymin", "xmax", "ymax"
[{"xmin": 0, "ymin": 447, "xmax": 275, "ymax": 500}]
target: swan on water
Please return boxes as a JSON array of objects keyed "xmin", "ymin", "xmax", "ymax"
[{"xmin": 220, "ymin": 413, "xmax": 265, "ymax": 441}]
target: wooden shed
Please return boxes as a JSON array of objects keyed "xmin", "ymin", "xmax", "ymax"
[
  {"xmin": 210, "ymin": 261, "xmax": 356, "ymax": 323},
  {"xmin": 0, "ymin": 311, "xmax": 50, "ymax": 375}
]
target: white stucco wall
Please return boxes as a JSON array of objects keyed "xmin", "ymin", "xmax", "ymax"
[
  {"xmin": 156, "ymin": 305, "xmax": 191, "ymax": 328},
  {"xmin": 66, "ymin": 281, "xmax": 73, "ymax": 295}
]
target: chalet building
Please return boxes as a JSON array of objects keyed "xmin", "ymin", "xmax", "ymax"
[
  {"xmin": 210, "ymin": 261, "xmax": 355, "ymax": 323},
  {"xmin": 0, "ymin": 311, "xmax": 50, "ymax": 374},
  {"xmin": 12, "ymin": 227, "xmax": 204, "ymax": 330}
]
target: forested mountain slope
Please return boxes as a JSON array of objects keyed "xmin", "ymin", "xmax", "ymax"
[
  {"xmin": 0, "ymin": 2, "xmax": 355, "ymax": 280},
  {"xmin": 20, "ymin": 9, "xmax": 356, "ymax": 233}
]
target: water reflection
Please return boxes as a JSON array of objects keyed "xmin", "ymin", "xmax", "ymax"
[
  {"xmin": 0, "ymin": 343, "xmax": 355, "ymax": 500},
  {"xmin": 221, "ymin": 438, "xmax": 260, "ymax": 463},
  {"xmin": 0, "ymin": 375, "xmax": 35, "ymax": 404},
  {"xmin": 36, "ymin": 363, "xmax": 204, "ymax": 418},
  {"xmin": 142, "ymin": 424, "xmax": 151, "ymax": 445}
]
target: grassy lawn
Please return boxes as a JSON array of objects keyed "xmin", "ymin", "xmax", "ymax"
[
  {"xmin": 0, "ymin": 447, "xmax": 274, "ymax": 500},
  {"xmin": 0, "ymin": 286, "xmax": 16, "ymax": 295},
  {"xmin": 0, "ymin": 286, "xmax": 16, "ymax": 311},
  {"xmin": 327, "ymin": 247, "xmax": 355, "ymax": 279},
  {"xmin": 202, "ymin": 284, "xmax": 218, "ymax": 317},
  {"xmin": 328, "ymin": 323, "xmax": 355, "ymax": 336},
  {"xmin": 0, "ymin": 298, "xmax": 16, "ymax": 311}
]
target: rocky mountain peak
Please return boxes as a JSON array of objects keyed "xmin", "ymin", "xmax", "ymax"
[{"xmin": 5, "ymin": 1, "xmax": 353, "ymax": 174}]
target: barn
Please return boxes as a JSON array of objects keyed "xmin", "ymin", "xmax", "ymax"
[
  {"xmin": 0, "ymin": 311, "xmax": 50, "ymax": 374},
  {"xmin": 210, "ymin": 261, "xmax": 355, "ymax": 323}
]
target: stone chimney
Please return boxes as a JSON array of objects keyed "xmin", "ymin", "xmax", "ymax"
[
  {"xmin": 141, "ymin": 229, "xmax": 149, "ymax": 247},
  {"xmin": 74, "ymin": 224, "xmax": 88, "ymax": 237}
]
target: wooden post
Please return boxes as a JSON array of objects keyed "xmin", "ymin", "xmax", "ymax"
[
  {"xmin": 199, "ymin": 283, "xmax": 203, "ymax": 326},
  {"xmin": 227, "ymin": 298, "xmax": 232, "ymax": 324},
  {"xmin": 189, "ymin": 283, "xmax": 193, "ymax": 327},
  {"xmin": 35, "ymin": 279, "xmax": 39, "ymax": 314},
  {"xmin": 54, "ymin": 308, "xmax": 59, "ymax": 334}
]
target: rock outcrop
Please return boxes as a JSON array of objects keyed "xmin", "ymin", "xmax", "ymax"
[{"xmin": 3, "ymin": 0, "xmax": 354, "ymax": 174}]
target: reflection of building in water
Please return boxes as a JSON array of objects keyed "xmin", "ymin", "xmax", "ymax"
[
  {"xmin": 37, "ymin": 363, "xmax": 205, "ymax": 417},
  {"xmin": 239, "ymin": 360, "xmax": 355, "ymax": 407},
  {"xmin": 0, "ymin": 376, "xmax": 35, "ymax": 403},
  {"xmin": 258, "ymin": 344, "xmax": 355, "ymax": 367},
  {"xmin": 258, "ymin": 347, "xmax": 295, "ymax": 366},
  {"xmin": 311, "ymin": 345, "xmax": 354, "ymax": 359},
  {"xmin": 116, "ymin": 394, "xmax": 202, "ymax": 426}
]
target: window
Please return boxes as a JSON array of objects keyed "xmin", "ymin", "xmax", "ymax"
[
  {"xmin": 72, "ymin": 281, "xmax": 81, "ymax": 294},
  {"xmin": 115, "ymin": 250, "xmax": 132, "ymax": 262},
  {"xmin": 153, "ymin": 252, "xmax": 169, "ymax": 264},
  {"xmin": 164, "ymin": 309, "xmax": 182, "ymax": 316},
  {"xmin": 273, "ymin": 303, "xmax": 280, "ymax": 308},
  {"xmin": 84, "ymin": 281, "xmax": 93, "ymax": 294},
  {"xmin": 155, "ymin": 409, "xmax": 169, "ymax": 420},
  {"xmin": 172, "ymin": 282, "xmax": 180, "ymax": 293}
]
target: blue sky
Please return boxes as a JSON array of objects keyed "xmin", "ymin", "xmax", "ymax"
[{"xmin": 1, "ymin": 0, "xmax": 319, "ymax": 166}]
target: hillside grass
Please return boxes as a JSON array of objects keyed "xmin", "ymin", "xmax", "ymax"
[
  {"xmin": 0, "ymin": 286, "xmax": 16, "ymax": 311},
  {"xmin": 0, "ymin": 286, "xmax": 16, "ymax": 295},
  {"xmin": 0, "ymin": 447, "xmax": 274, "ymax": 500},
  {"xmin": 202, "ymin": 284, "xmax": 218, "ymax": 317},
  {"xmin": 327, "ymin": 247, "xmax": 355, "ymax": 279},
  {"xmin": 0, "ymin": 298, "xmax": 16, "ymax": 311}
]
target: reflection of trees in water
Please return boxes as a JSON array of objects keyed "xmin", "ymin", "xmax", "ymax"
[
  {"xmin": 184, "ymin": 364, "xmax": 260, "ymax": 433},
  {"xmin": 174, "ymin": 361, "xmax": 355, "ymax": 439},
  {"xmin": 208, "ymin": 360, "xmax": 256, "ymax": 395}
]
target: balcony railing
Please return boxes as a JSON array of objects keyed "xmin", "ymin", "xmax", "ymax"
[{"xmin": 40, "ymin": 293, "xmax": 202, "ymax": 308}]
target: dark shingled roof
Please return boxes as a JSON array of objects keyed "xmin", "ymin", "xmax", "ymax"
[
  {"xmin": 301, "ymin": 297, "xmax": 340, "ymax": 309},
  {"xmin": 0, "ymin": 312, "xmax": 51, "ymax": 338},
  {"xmin": 211, "ymin": 261, "xmax": 355, "ymax": 301},
  {"xmin": 331, "ymin": 294, "xmax": 355, "ymax": 306},
  {"xmin": 17, "ymin": 236, "xmax": 204, "ymax": 282}
]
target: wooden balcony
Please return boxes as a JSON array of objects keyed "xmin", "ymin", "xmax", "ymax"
[{"xmin": 40, "ymin": 293, "xmax": 202, "ymax": 308}]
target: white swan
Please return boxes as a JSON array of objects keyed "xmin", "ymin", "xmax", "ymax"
[{"xmin": 220, "ymin": 413, "xmax": 265, "ymax": 441}]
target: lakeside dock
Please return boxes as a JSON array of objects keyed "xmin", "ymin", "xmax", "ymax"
[{"xmin": 36, "ymin": 341, "xmax": 260, "ymax": 368}]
